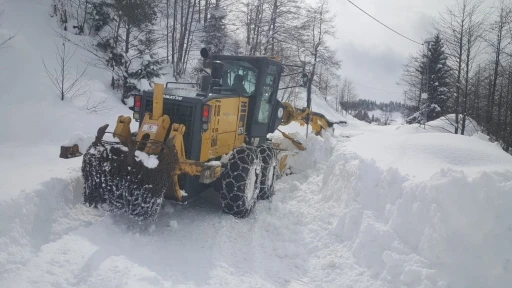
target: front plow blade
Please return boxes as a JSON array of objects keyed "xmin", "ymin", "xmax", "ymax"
[
  {"xmin": 81, "ymin": 140, "xmax": 178, "ymax": 222},
  {"xmin": 60, "ymin": 144, "xmax": 83, "ymax": 159}
]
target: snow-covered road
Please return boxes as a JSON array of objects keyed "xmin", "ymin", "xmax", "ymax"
[{"xmin": 1, "ymin": 127, "xmax": 511, "ymax": 288}]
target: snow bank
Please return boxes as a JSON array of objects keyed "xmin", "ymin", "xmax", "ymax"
[
  {"xmin": 426, "ymin": 114, "xmax": 481, "ymax": 136},
  {"xmin": 0, "ymin": 171, "xmax": 104, "ymax": 278},
  {"xmin": 291, "ymin": 86, "xmax": 350, "ymax": 123},
  {"xmin": 1, "ymin": 128, "xmax": 511, "ymax": 288},
  {"xmin": 0, "ymin": 144, "xmax": 83, "ymax": 200},
  {"xmin": 364, "ymin": 109, "xmax": 404, "ymax": 125},
  {"xmin": 345, "ymin": 121, "xmax": 512, "ymax": 181},
  {"xmin": 317, "ymin": 144, "xmax": 512, "ymax": 287}
]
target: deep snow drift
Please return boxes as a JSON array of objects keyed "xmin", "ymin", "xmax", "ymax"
[
  {"xmin": 1, "ymin": 1, "xmax": 512, "ymax": 288},
  {"xmin": 1, "ymin": 129, "xmax": 511, "ymax": 288}
]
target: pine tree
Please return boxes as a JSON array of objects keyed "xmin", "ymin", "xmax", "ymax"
[
  {"xmin": 129, "ymin": 27, "xmax": 166, "ymax": 89},
  {"xmin": 202, "ymin": 4, "xmax": 228, "ymax": 55},
  {"xmin": 414, "ymin": 33, "xmax": 451, "ymax": 122},
  {"xmin": 84, "ymin": 0, "xmax": 165, "ymax": 102}
]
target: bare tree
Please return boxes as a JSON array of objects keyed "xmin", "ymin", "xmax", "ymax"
[
  {"xmin": 380, "ymin": 110, "xmax": 393, "ymax": 126},
  {"xmin": 42, "ymin": 38, "xmax": 88, "ymax": 101},
  {"xmin": 482, "ymin": 0, "xmax": 512, "ymax": 136},
  {"xmin": 0, "ymin": 5, "xmax": 15, "ymax": 48},
  {"xmin": 437, "ymin": 0, "xmax": 485, "ymax": 134},
  {"xmin": 300, "ymin": 0, "xmax": 340, "ymax": 113},
  {"xmin": 438, "ymin": 0, "xmax": 472, "ymax": 134},
  {"xmin": 460, "ymin": 0, "xmax": 486, "ymax": 135},
  {"xmin": 85, "ymin": 93, "xmax": 112, "ymax": 114},
  {"xmin": 397, "ymin": 52, "xmax": 424, "ymax": 108},
  {"xmin": 338, "ymin": 77, "xmax": 357, "ymax": 115}
]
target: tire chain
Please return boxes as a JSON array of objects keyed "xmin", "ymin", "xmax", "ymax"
[
  {"xmin": 219, "ymin": 146, "xmax": 262, "ymax": 218},
  {"xmin": 82, "ymin": 142, "xmax": 178, "ymax": 222},
  {"xmin": 257, "ymin": 144, "xmax": 278, "ymax": 200}
]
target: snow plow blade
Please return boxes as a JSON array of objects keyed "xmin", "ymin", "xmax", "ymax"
[
  {"xmin": 60, "ymin": 144, "xmax": 83, "ymax": 159},
  {"xmin": 81, "ymin": 127, "xmax": 179, "ymax": 222}
]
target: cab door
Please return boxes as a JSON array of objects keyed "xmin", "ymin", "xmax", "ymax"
[{"xmin": 246, "ymin": 61, "xmax": 281, "ymax": 144}]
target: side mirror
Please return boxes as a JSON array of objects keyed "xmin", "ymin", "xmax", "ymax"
[
  {"xmin": 200, "ymin": 47, "xmax": 209, "ymax": 59},
  {"xmin": 301, "ymin": 72, "xmax": 309, "ymax": 87},
  {"xmin": 210, "ymin": 61, "xmax": 224, "ymax": 89},
  {"xmin": 211, "ymin": 61, "xmax": 224, "ymax": 80}
]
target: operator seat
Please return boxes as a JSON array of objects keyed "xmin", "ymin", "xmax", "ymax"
[{"xmin": 231, "ymin": 74, "xmax": 248, "ymax": 95}]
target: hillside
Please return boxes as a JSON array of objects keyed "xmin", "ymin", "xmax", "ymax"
[{"xmin": 1, "ymin": 1, "xmax": 512, "ymax": 288}]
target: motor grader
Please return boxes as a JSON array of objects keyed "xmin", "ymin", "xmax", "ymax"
[{"xmin": 60, "ymin": 48, "xmax": 346, "ymax": 222}]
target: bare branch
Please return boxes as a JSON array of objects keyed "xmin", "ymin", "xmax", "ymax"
[{"xmin": 42, "ymin": 37, "xmax": 89, "ymax": 101}]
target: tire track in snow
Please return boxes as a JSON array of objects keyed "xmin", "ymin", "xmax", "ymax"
[{"xmin": 0, "ymin": 133, "xmax": 342, "ymax": 288}]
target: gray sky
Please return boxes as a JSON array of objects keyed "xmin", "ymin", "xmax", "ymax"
[{"xmin": 328, "ymin": 0, "xmax": 454, "ymax": 103}]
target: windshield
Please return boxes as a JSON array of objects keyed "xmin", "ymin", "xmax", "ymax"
[{"xmin": 219, "ymin": 60, "xmax": 258, "ymax": 95}]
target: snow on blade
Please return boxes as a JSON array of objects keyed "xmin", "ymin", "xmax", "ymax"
[
  {"xmin": 134, "ymin": 150, "xmax": 159, "ymax": 169},
  {"xmin": 63, "ymin": 132, "xmax": 95, "ymax": 154}
]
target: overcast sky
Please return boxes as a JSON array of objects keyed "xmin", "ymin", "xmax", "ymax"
[{"xmin": 327, "ymin": 0, "xmax": 455, "ymax": 103}]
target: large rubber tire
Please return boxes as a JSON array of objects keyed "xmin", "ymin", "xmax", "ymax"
[
  {"xmin": 257, "ymin": 144, "xmax": 278, "ymax": 200},
  {"xmin": 219, "ymin": 146, "xmax": 261, "ymax": 218}
]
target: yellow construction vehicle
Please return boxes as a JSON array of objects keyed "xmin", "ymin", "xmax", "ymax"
[{"xmin": 60, "ymin": 48, "xmax": 346, "ymax": 222}]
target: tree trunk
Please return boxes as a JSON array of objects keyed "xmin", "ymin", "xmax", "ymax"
[
  {"xmin": 122, "ymin": 24, "xmax": 131, "ymax": 104},
  {"xmin": 183, "ymin": 0, "xmax": 197, "ymax": 73},
  {"xmin": 497, "ymin": 80, "xmax": 504, "ymax": 140},
  {"xmin": 177, "ymin": 0, "xmax": 192, "ymax": 76},
  {"xmin": 461, "ymin": 26, "xmax": 473, "ymax": 135},
  {"xmin": 270, "ymin": 0, "xmax": 278, "ymax": 55},
  {"xmin": 198, "ymin": 0, "xmax": 201, "ymax": 23},
  {"xmin": 454, "ymin": 22, "xmax": 464, "ymax": 134},
  {"xmin": 166, "ymin": 0, "xmax": 170, "ymax": 64},
  {"xmin": 488, "ymin": 14, "xmax": 504, "ymax": 136},
  {"xmin": 204, "ymin": 0, "xmax": 209, "ymax": 25},
  {"xmin": 172, "ymin": 0, "xmax": 178, "ymax": 68}
]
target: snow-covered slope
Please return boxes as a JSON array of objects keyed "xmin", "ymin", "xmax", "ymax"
[
  {"xmin": 1, "ymin": 1, "xmax": 512, "ymax": 288},
  {"xmin": 0, "ymin": 0, "xmax": 135, "ymax": 198},
  {"xmin": 0, "ymin": 0, "xmax": 133, "ymax": 146},
  {"xmin": 342, "ymin": 115, "xmax": 512, "ymax": 181}
]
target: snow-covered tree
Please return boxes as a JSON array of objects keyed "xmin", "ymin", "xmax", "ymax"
[
  {"xmin": 408, "ymin": 33, "xmax": 451, "ymax": 123},
  {"xmin": 202, "ymin": 3, "xmax": 228, "ymax": 55},
  {"xmin": 67, "ymin": 0, "xmax": 166, "ymax": 103}
]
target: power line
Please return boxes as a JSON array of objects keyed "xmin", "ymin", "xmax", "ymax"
[
  {"xmin": 346, "ymin": 0, "xmax": 423, "ymax": 45},
  {"xmin": 351, "ymin": 82, "xmax": 401, "ymax": 95}
]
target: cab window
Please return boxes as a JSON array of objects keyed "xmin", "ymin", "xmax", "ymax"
[
  {"xmin": 219, "ymin": 60, "xmax": 258, "ymax": 95},
  {"xmin": 256, "ymin": 65, "xmax": 278, "ymax": 124}
]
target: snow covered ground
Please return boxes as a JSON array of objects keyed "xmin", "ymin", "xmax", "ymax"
[{"xmin": 1, "ymin": 1, "xmax": 512, "ymax": 288}]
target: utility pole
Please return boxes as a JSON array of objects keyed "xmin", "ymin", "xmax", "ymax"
[
  {"xmin": 305, "ymin": 62, "xmax": 311, "ymax": 139},
  {"xmin": 421, "ymin": 37, "xmax": 434, "ymax": 128},
  {"xmin": 403, "ymin": 91, "xmax": 407, "ymax": 125}
]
